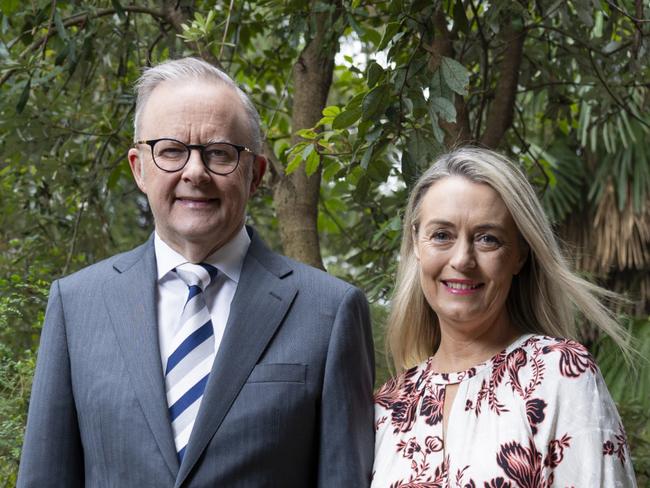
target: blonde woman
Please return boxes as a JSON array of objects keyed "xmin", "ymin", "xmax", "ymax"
[{"xmin": 372, "ymin": 147, "xmax": 636, "ymax": 487}]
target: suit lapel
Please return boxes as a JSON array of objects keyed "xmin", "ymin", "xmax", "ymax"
[
  {"xmin": 175, "ymin": 232, "xmax": 297, "ymax": 486},
  {"xmin": 102, "ymin": 237, "xmax": 179, "ymax": 478}
]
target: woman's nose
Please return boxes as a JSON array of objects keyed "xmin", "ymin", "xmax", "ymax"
[{"xmin": 449, "ymin": 239, "xmax": 476, "ymax": 271}]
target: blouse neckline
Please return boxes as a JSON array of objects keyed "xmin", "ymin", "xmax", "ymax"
[{"xmin": 421, "ymin": 333, "xmax": 534, "ymax": 385}]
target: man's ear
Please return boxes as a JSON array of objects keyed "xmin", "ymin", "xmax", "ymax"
[
  {"xmin": 249, "ymin": 155, "xmax": 267, "ymax": 194},
  {"xmin": 128, "ymin": 148, "xmax": 147, "ymax": 193}
]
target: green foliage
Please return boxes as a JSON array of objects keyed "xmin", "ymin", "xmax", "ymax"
[
  {"xmin": 0, "ymin": 346, "xmax": 34, "ymax": 487},
  {"xmin": 0, "ymin": 278, "xmax": 44, "ymax": 485},
  {"xmin": 594, "ymin": 317, "xmax": 650, "ymax": 485}
]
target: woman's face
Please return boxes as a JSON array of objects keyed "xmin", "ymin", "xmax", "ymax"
[{"xmin": 413, "ymin": 176, "xmax": 528, "ymax": 336}]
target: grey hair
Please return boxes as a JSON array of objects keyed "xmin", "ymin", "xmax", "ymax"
[
  {"xmin": 133, "ymin": 57, "xmax": 262, "ymax": 153},
  {"xmin": 387, "ymin": 146, "xmax": 631, "ymax": 372}
]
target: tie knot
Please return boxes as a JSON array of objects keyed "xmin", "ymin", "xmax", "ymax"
[{"xmin": 174, "ymin": 262, "xmax": 218, "ymax": 290}]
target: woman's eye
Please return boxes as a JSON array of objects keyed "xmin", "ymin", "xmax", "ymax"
[
  {"xmin": 431, "ymin": 231, "xmax": 450, "ymax": 242},
  {"xmin": 477, "ymin": 234, "xmax": 500, "ymax": 246}
]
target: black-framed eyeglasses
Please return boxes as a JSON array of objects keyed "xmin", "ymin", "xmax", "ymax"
[{"xmin": 135, "ymin": 138, "xmax": 255, "ymax": 175}]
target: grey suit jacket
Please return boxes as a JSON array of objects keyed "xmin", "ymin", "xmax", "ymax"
[{"xmin": 18, "ymin": 228, "xmax": 375, "ymax": 487}]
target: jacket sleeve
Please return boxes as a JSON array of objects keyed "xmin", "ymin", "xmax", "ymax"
[
  {"xmin": 318, "ymin": 286, "xmax": 375, "ymax": 487},
  {"xmin": 17, "ymin": 280, "xmax": 84, "ymax": 487}
]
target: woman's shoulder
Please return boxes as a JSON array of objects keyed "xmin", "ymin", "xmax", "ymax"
[
  {"xmin": 511, "ymin": 334, "xmax": 599, "ymax": 379},
  {"xmin": 496, "ymin": 334, "xmax": 605, "ymax": 407}
]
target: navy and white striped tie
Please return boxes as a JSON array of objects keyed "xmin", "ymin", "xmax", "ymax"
[{"xmin": 165, "ymin": 262, "xmax": 218, "ymax": 462}]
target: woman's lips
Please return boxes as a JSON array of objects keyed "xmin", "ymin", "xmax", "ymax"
[{"xmin": 441, "ymin": 279, "xmax": 484, "ymax": 295}]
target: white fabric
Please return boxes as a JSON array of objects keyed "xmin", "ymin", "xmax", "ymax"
[
  {"xmin": 372, "ymin": 334, "xmax": 637, "ymax": 488},
  {"xmin": 154, "ymin": 226, "xmax": 250, "ymax": 373}
]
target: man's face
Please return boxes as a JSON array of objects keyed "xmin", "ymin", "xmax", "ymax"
[{"xmin": 128, "ymin": 79, "xmax": 265, "ymax": 256}]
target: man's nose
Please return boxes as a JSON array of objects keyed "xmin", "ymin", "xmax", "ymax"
[
  {"xmin": 449, "ymin": 239, "xmax": 476, "ymax": 271},
  {"xmin": 182, "ymin": 148, "xmax": 210, "ymax": 181}
]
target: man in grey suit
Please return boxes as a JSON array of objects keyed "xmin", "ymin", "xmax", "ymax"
[{"xmin": 18, "ymin": 57, "xmax": 375, "ymax": 487}]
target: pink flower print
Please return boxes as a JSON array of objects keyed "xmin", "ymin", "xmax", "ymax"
[
  {"xmin": 525, "ymin": 398, "xmax": 547, "ymax": 435},
  {"xmin": 398, "ymin": 437, "xmax": 422, "ymax": 459},
  {"xmin": 375, "ymin": 367, "xmax": 422, "ymax": 434},
  {"xmin": 506, "ymin": 348, "xmax": 527, "ymax": 395},
  {"xmin": 496, "ymin": 438, "xmax": 543, "ymax": 488},
  {"xmin": 420, "ymin": 385, "xmax": 445, "ymax": 426},
  {"xmin": 542, "ymin": 339, "xmax": 597, "ymax": 378},
  {"xmin": 484, "ymin": 478, "xmax": 513, "ymax": 488},
  {"xmin": 425, "ymin": 435, "xmax": 444, "ymax": 453},
  {"xmin": 544, "ymin": 434, "xmax": 571, "ymax": 468},
  {"xmin": 603, "ymin": 422, "xmax": 630, "ymax": 465}
]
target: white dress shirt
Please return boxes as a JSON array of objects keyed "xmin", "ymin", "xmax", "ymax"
[{"xmin": 154, "ymin": 227, "xmax": 250, "ymax": 372}]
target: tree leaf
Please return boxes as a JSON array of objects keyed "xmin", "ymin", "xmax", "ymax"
[
  {"xmin": 322, "ymin": 105, "xmax": 341, "ymax": 117},
  {"xmin": 366, "ymin": 154, "xmax": 390, "ymax": 182},
  {"xmin": 367, "ymin": 61, "xmax": 384, "ymax": 88},
  {"xmin": 296, "ymin": 128, "xmax": 317, "ymax": 140},
  {"xmin": 429, "ymin": 96, "xmax": 456, "ymax": 123},
  {"xmin": 360, "ymin": 144, "xmax": 374, "ymax": 170},
  {"xmin": 332, "ymin": 106, "xmax": 362, "ymax": 129},
  {"xmin": 16, "ymin": 78, "xmax": 31, "ymax": 113},
  {"xmin": 305, "ymin": 148, "xmax": 320, "ymax": 176},
  {"xmin": 361, "ymin": 27, "xmax": 382, "ymax": 47},
  {"xmin": 378, "ymin": 22, "xmax": 401, "ymax": 51},
  {"xmin": 362, "ymin": 84, "xmax": 390, "ymax": 120},
  {"xmin": 353, "ymin": 174, "xmax": 370, "ymax": 202},
  {"xmin": 0, "ymin": 0, "xmax": 20, "ymax": 14},
  {"xmin": 285, "ymin": 153, "xmax": 302, "ymax": 175},
  {"xmin": 440, "ymin": 57, "xmax": 470, "ymax": 96},
  {"xmin": 453, "ymin": 0, "xmax": 469, "ymax": 34},
  {"xmin": 53, "ymin": 9, "xmax": 69, "ymax": 41},
  {"xmin": 427, "ymin": 111, "xmax": 445, "ymax": 145},
  {"xmin": 111, "ymin": 0, "xmax": 126, "ymax": 20}
]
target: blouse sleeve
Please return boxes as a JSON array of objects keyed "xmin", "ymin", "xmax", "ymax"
[{"xmin": 538, "ymin": 341, "xmax": 637, "ymax": 487}]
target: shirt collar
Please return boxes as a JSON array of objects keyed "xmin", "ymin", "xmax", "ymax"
[{"xmin": 154, "ymin": 226, "xmax": 250, "ymax": 284}]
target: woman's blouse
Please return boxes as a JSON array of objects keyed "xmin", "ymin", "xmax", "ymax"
[{"xmin": 372, "ymin": 334, "xmax": 637, "ymax": 487}]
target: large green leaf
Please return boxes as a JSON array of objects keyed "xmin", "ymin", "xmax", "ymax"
[{"xmin": 440, "ymin": 57, "xmax": 470, "ymax": 96}]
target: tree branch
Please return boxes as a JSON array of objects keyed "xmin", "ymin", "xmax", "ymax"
[
  {"xmin": 219, "ymin": 0, "xmax": 236, "ymax": 60},
  {"xmin": 42, "ymin": 0, "xmax": 57, "ymax": 60},
  {"xmin": 480, "ymin": 23, "xmax": 525, "ymax": 149},
  {"xmin": 588, "ymin": 50, "xmax": 650, "ymax": 129},
  {"xmin": 606, "ymin": 0, "xmax": 650, "ymax": 23},
  {"xmin": 469, "ymin": 0, "xmax": 490, "ymax": 141},
  {"xmin": 429, "ymin": 9, "xmax": 472, "ymax": 146},
  {"xmin": 0, "ymin": 6, "xmax": 166, "ymax": 87}
]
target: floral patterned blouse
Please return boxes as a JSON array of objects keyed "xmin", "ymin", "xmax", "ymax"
[{"xmin": 372, "ymin": 334, "xmax": 637, "ymax": 487}]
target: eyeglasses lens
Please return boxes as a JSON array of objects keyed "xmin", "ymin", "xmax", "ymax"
[{"xmin": 152, "ymin": 140, "xmax": 239, "ymax": 173}]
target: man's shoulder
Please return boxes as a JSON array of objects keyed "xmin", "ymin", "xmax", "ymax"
[
  {"xmin": 281, "ymin": 253, "xmax": 355, "ymax": 291},
  {"xmin": 246, "ymin": 231, "xmax": 361, "ymax": 299},
  {"xmin": 57, "ymin": 239, "xmax": 151, "ymax": 289}
]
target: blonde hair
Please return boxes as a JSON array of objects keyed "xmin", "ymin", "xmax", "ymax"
[{"xmin": 388, "ymin": 146, "xmax": 631, "ymax": 372}]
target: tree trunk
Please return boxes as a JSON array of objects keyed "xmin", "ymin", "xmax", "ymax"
[
  {"xmin": 269, "ymin": 2, "xmax": 341, "ymax": 269},
  {"xmin": 480, "ymin": 24, "xmax": 525, "ymax": 149}
]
